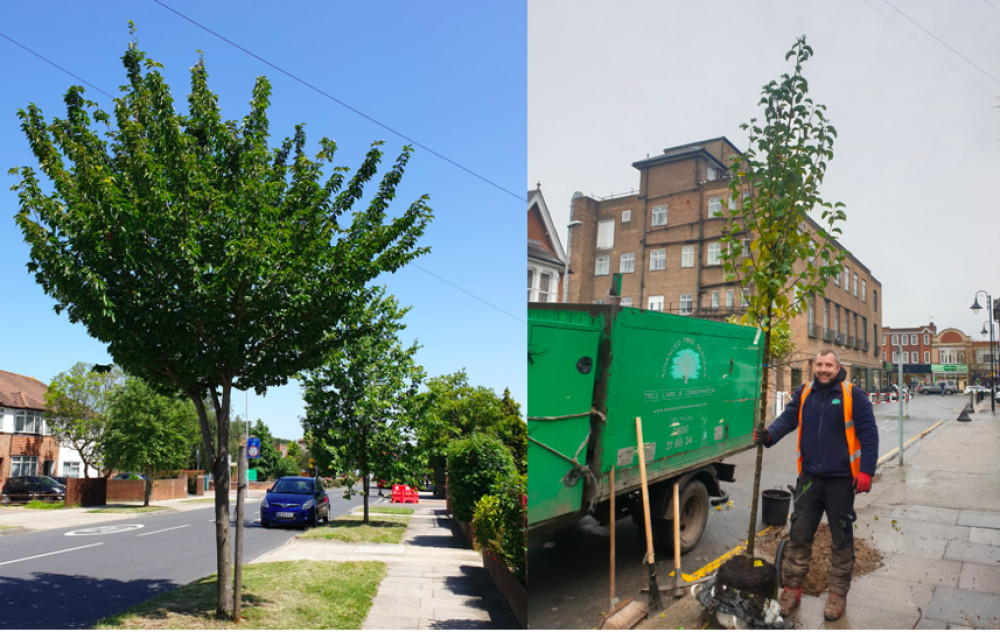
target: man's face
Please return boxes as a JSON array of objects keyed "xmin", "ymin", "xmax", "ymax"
[{"xmin": 815, "ymin": 353, "xmax": 840, "ymax": 385}]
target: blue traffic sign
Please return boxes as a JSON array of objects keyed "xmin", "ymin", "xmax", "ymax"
[{"xmin": 247, "ymin": 437, "xmax": 261, "ymax": 459}]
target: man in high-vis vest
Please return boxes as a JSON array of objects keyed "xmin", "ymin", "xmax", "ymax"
[{"xmin": 754, "ymin": 349, "xmax": 878, "ymax": 621}]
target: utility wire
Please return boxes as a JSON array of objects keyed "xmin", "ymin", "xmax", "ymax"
[
  {"xmin": 881, "ymin": 0, "xmax": 1000, "ymax": 88},
  {"xmin": 0, "ymin": 22, "xmax": 524, "ymax": 325},
  {"xmin": 861, "ymin": 0, "xmax": 997, "ymax": 98},
  {"xmin": 152, "ymin": 0, "xmax": 525, "ymax": 204},
  {"xmin": 0, "ymin": 31, "xmax": 114, "ymax": 99}
]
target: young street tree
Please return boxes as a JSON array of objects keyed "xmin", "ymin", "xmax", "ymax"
[
  {"xmin": 11, "ymin": 36, "xmax": 431, "ymax": 617},
  {"xmin": 44, "ymin": 362, "xmax": 125, "ymax": 478},
  {"xmin": 717, "ymin": 36, "xmax": 846, "ymax": 556},
  {"xmin": 301, "ymin": 289, "xmax": 424, "ymax": 524},
  {"xmin": 102, "ymin": 377, "xmax": 200, "ymax": 505}
]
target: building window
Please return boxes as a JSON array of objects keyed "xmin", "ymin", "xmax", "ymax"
[
  {"xmin": 707, "ymin": 166, "xmax": 718, "ymax": 181},
  {"xmin": 622, "ymin": 210, "xmax": 631, "ymax": 223},
  {"xmin": 681, "ymin": 246, "xmax": 694, "ymax": 268},
  {"xmin": 892, "ymin": 351, "xmax": 899, "ymax": 363},
  {"xmin": 708, "ymin": 196, "xmax": 722, "ymax": 216},
  {"xmin": 853, "ymin": 273, "xmax": 858, "ymax": 297},
  {"xmin": 707, "ymin": 242, "xmax": 722, "ymax": 266},
  {"xmin": 924, "ymin": 351, "xmax": 930, "ymax": 363},
  {"xmin": 651, "ymin": 204, "xmax": 668, "ymax": 227},
  {"xmin": 882, "ymin": 352, "xmax": 886, "ymax": 361},
  {"xmin": 648, "ymin": 295, "xmax": 664, "ymax": 311},
  {"xmin": 537, "ymin": 273, "xmax": 553, "ymax": 302},
  {"xmin": 882, "ymin": 335, "xmax": 886, "ymax": 345},
  {"xmin": 620, "ymin": 252, "xmax": 635, "ymax": 274},
  {"xmin": 833, "ymin": 270, "xmax": 840, "ymax": 286},
  {"xmin": 843, "ymin": 266, "xmax": 849, "ymax": 291},
  {"xmin": 63, "ymin": 462, "xmax": 81, "ymax": 478},
  {"xmin": 597, "ymin": 219, "xmax": 615, "ymax": 250},
  {"xmin": 11, "ymin": 455, "xmax": 38, "ymax": 477},
  {"xmin": 595, "ymin": 255, "xmax": 610, "ymax": 276},
  {"xmin": 910, "ymin": 334, "xmax": 917, "ymax": 346},
  {"xmin": 680, "ymin": 293, "xmax": 693, "ymax": 315},
  {"xmin": 873, "ymin": 290, "xmax": 878, "ymax": 311},
  {"xmin": 620, "ymin": 297, "xmax": 633, "ymax": 307},
  {"xmin": 527, "ymin": 269, "xmax": 533, "ymax": 301},
  {"xmin": 924, "ymin": 334, "xmax": 929, "ymax": 345},
  {"xmin": 741, "ymin": 290, "xmax": 750, "ymax": 307},
  {"xmin": 711, "ymin": 291, "xmax": 720, "ymax": 308},
  {"xmin": 902, "ymin": 352, "xmax": 909, "ymax": 363},
  {"xmin": 15, "ymin": 409, "xmax": 43, "ymax": 434},
  {"xmin": 726, "ymin": 289, "xmax": 735, "ymax": 308},
  {"xmin": 650, "ymin": 248, "xmax": 666, "ymax": 271},
  {"xmin": 728, "ymin": 194, "xmax": 739, "ymax": 210},
  {"xmin": 862, "ymin": 279, "xmax": 867, "ymax": 302}
]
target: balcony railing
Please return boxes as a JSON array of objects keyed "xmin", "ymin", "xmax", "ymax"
[
  {"xmin": 824, "ymin": 329, "xmax": 835, "ymax": 342},
  {"xmin": 808, "ymin": 323, "xmax": 821, "ymax": 339}
]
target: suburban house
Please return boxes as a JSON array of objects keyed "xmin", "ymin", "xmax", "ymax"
[
  {"xmin": 528, "ymin": 187, "xmax": 568, "ymax": 303},
  {"xmin": 0, "ymin": 369, "xmax": 60, "ymax": 483},
  {"xmin": 563, "ymin": 137, "xmax": 889, "ymax": 402}
]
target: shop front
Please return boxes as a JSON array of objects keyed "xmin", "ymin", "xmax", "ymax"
[{"xmin": 931, "ymin": 364, "xmax": 969, "ymax": 391}]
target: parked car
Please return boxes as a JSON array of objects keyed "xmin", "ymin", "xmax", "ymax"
[
  {"xmin": 112, "ymin": 472, "xmax": 146, "ymax": 480},
  {"xmin": 964, "ymin": 385, "xmax": 988, "ymax": 395},
  {"xmin": 921, "ymin": 383, "xmax": 956, "ymax": 395},
  {"xmin": 1, "ymin": 476, "xmax": 66, "ymax": 505},
  {"xmin": 259, "ymin": 476, "xmax": 330, "ymax": 528},
  {"xmin": 889, "ymin": 385, "xmax": 910, "ymax": 399}
]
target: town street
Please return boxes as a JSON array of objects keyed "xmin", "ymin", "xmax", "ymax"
[
  {"xmin": 527, "ymin": 392, "xmax": 972, "ymax": 629},
  {"xmin": 0, "ymin": 490, "xmax": 368, "ymax": 629}
]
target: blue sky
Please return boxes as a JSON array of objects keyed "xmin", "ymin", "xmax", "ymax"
[{"xmin": 1, "ymin": 2, "xmax": 526, "ymax": 441}]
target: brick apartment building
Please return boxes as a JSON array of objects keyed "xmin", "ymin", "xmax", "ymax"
[
  {"xmin": 565, "ymin": 137, "xmax": 888, "ymax": 400},
  {"xmin": 528, "ymin": 188, "xmax": 568, "ymax": 303},
  {"xmin": 881, "ymin": 324, "xmax": 937, "ymax": 388}
]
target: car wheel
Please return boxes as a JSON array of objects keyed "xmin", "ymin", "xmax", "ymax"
[
  {"xmin": 311, "ymin": 509, "xmax": 319, "ymax": 529},
  {"xmin": 0, "ymin": 494, "xmax": 9, "ymax": 506},
  {"xmin": 261, "ymin": 520, "xmax": 271, "ymax": 529}
]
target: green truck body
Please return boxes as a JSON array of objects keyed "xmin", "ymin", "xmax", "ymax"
[{"xmin": 528, "ymin": 303, "xmax": 763, "ymax": 550}]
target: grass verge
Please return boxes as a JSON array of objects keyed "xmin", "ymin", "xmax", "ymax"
[
  {"xmin": 299, "ymin": 513, "xmax": 410, "ymax": 544},
  {"xmin": 364, "ymin": 505, "xmax": 415, "ymax": 515},
  {"xmin": 88, "ymin": 505, "xmax": 170, "ymax": 514},
  {"xmin": 97, "ymin": 560, "xmax": 385, "ymax": 629},
  {"xmin": 24, "ymin": 499, "xmax": 66, "ymax": 510}
]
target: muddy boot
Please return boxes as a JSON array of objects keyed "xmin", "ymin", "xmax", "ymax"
[
  {"xmin": 778, "ymin": 586, "xmax": 802, "ymax": 618},
  {"xmin": 824, "ymin": 592, "xmax": 846, "ymax": 621}
]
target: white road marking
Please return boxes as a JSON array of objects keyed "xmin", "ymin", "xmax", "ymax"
[
  {"xmin": 0, "ymin": 542, "xmax": 103, "ymax": 567},
  {"xmin": 65, "ymin": 524, "xmax": 144, "ymax": 536},
  {"xmin": 137, "ymin": 524, "xmax": 190, "ymax": 537}
]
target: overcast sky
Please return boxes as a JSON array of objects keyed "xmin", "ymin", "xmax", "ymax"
[
  {"xmin": 1, "ymin": 2, "xmax": 525, "ymax": 441},
  {"xmin": 529, "ymin": 0, "xmax": 1000, "ymax": 344}
]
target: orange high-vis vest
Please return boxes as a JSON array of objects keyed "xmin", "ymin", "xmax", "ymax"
[{"xmin": 795, "ymin": 381, "xmax": 862, "ymax": 478}]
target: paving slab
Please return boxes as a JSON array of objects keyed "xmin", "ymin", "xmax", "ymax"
[
  {"xmin": 925, "ymin": 585, "xmax": 1000, "ymax": 628},
  {"xmin": 959, "ymin": 510, "xmax": 1000, "ymax": 530},
  {"xmin": 959, "ymin": 562, "xmax": 1000, "ymax": 594},
  {"xmin": 888, "ymin": 503, "xmax": 961, "ymax": 526},
  {"xmin": 970, "ymin": 526, "xmax": 1000, "ymax": 547},
  {"xmin": 944, "ymin": 540, "xmax": 1000, "ymax": 566},
  {"xmin": 848, "ymin": 573, "xmax": 933, "ymax": 617},
  {"xmin": 868, "ymin": 553, "xmax": 962, "ymax": 588}
]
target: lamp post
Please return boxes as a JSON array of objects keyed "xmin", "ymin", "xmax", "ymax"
[{"xmin": 971, "ymin": 291, "xmax": 996, "ymax": 414}]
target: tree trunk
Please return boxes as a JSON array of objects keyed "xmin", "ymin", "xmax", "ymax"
[
  {"xmin": 746, "ymin": 309, "xmax": 773, "ymax": 558},
  {"xmin": 361, "ymin": 424, "xmax": 370, "ymax": 525}
]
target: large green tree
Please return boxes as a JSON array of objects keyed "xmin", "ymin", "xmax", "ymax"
[
  {"xmin": 717, "ymin": 36, "xmax": 845, "ymax": 556},
  {"xmin": 44, "ymin": 362, "xmax": 125, "ymax": 477},
  {"xmin": 301, "ymin": 289, "xmax": 424, "ymax": 523},
  {"xmin": 102, "ymin": 377, "xmax": 200, "ymax": 505},
  {"xmin": 11, "ymin": 35, "xmax": 431, "ymax": 617},
  {"xmin": 414, "ymin": 370, "xmax": 526, "ymax": 492}
]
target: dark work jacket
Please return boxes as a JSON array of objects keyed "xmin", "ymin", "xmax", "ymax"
[{"xmin": 764, "ymin": 367, "xmax": 879, "ymax": 478}]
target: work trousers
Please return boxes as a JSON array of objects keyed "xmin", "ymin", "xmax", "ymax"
[{"xmin": 782, "ymin": 471, "xmax": 856, "ymax": 596}]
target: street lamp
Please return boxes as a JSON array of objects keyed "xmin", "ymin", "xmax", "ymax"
[{"xmin": 971, "ymin": 291, "xmax": 997, "ymax": 413}]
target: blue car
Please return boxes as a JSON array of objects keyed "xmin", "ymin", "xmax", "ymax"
[{"xmin": 260, "ymin": 476, "xmax": 331, "ymax": 528}]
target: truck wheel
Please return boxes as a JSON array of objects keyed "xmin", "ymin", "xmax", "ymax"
[{"xmin": 651, "ymin": 480, "xmax": 710, "ymax": 555}]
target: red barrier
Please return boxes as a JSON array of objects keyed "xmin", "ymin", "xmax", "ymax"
[{"xmin": 391, "ymin": 484, "xmax": 419, "ymax": 504}]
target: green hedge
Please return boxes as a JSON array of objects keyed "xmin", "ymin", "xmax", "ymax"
[
  {"xmin": 472, "ymin": 472, "xmax": 526, "ymax": 584},
  {"xmin": 446, "ymin": 434, "xmax": 515, "ymax": 523}
]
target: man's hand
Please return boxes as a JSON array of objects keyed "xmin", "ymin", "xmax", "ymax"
[
  {"xmin": 854, "ymin": 472, "xmax": 872, "ymax": 493},
  {"xmin": 753, "ymin": 427, "xmax": 769, "ymax": 445}
]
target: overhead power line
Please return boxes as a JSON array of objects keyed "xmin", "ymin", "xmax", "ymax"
[
  {"xmin": 881, "ymin": 0, "xmax": 1000, "ymax": 88},
  {"xmin": 0, "ymin": 31, "xmax": 113, "ymax": 98},
  {"xmin": 152, "ymin": 0, "xmax": 524, "ymax": 204}
]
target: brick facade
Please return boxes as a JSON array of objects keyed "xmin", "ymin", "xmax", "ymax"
[{"xmin": 566, "ymin": 137, "xmax": 887, "ymax": 407}]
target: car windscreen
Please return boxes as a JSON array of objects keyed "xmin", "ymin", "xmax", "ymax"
[{"xmin": 271, "ymin": 479, "xmax": 314, "ymax": 494}]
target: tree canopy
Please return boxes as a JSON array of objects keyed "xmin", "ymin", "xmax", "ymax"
[{"xmin": 11, "ymin": 34, "xmax": 431, "ymax": 617}]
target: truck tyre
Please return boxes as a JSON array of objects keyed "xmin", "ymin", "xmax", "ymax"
[{"xmin": 650, "ymin": 479, "xmax": 710, "ymax": 555}]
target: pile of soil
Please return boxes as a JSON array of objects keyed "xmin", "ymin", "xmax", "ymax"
[{"xmin": 754, "ymin": 523, "xmax": 884, "ymax": 597}]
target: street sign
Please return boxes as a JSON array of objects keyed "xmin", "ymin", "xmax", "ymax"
[{"xmin": 247, "ymin": 437, "xmax": 260, "ymax": 459}]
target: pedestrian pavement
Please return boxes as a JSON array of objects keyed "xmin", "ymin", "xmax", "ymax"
[
  {"xmin": 253, "ymin": 491, "xmax": 520, "ymax": 629},
  {"xmin": 0, "ymin": 489, "xmax": 520, "ymax": 629},
  {"xmin": 639, "ymin": 397, "xmax": 1000, "ymax": 630}
]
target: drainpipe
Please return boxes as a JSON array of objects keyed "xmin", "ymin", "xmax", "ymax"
[
  {"xmin": 638, "ymin": 169, "xmax": 648, "ymax": 309},
  {"xmin": 695, "ymin": 158, "xmax": 704, "ymax": 314}
]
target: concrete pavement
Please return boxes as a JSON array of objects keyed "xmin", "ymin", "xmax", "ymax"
[{"xmin": 639, "ymin": 398, "xmax": 1000, "ymax": 629}]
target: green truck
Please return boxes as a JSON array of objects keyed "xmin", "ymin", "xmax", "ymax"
[{"xmin": 528, "ymin": 303, "xmax": 763, "ymax": 553}]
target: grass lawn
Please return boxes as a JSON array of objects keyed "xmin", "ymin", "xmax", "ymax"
[
  {"xmin": 364, "ymin": 505, "xmax": 415, "ymax": 515},
  {"xmin": 88, "ymin": 505, "xmax": 170, "ymax": 514},
  {"xmin": 24, "ymin": 499, "xmax": 67, "ymax": 510},
  {"xmin": 299, "ymin": 512, "xmax": 410, "ymax": 544},
  {"xmin": 180, "ymin": 498, "xmax": 216, "ymax": 504},
  {"xmin": 97, "ymin": 560, "xmax": 385, "ymax": 629}
]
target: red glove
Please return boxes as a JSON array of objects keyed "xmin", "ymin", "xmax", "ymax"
[
  {"xmin": 854, "ymin": 472, "xmax": 872, "ymax": 493},
  {"xmin": 753, "ymin": 427, "xmax": 769, "ymax": 445}
]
